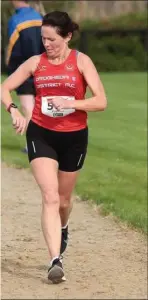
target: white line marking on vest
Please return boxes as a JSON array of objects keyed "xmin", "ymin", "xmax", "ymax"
[
  {"xmin": 77, "ymin": 154, "xmax": 83, "ymax": 166},
  {"xmin": 32, "ymin": 141, "xmax": 36, "ymax": 153}
]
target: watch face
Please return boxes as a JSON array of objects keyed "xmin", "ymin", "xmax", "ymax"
[
  {"xmin": 7, "ymin": 103, "xmax": 18, "ymax": 113},
  {"xmin": 11, "ymin": 104, "xmax": 17, "ymax": 108}
]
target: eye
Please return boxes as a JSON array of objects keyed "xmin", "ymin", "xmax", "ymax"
[{"xmin": 42, "ymin": 37, "xmax": 55, "ymax": 42}]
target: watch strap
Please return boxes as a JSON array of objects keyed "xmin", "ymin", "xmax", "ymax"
[{"xmin": 7, "ymin": 103, "xmax": 18, "ymax": 113}]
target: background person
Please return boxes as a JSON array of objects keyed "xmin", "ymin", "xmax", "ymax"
[{"xmin": 6, "ymin": 0, "xmax": 45, "ymax": 152}]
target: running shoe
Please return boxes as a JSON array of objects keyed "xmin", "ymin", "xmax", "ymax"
[
  {"xmin": 21, "ymin": 147, "xmax": 28, "ymax": 154},
  {"xmin": 48, "ymin": 258, "xmax": 65, "ymax": 284}
]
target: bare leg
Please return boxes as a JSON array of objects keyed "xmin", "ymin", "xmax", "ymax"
[
  {"xmin": 31, "ymin": 157, "xmax": 61, "ymax": 259},
  {"xmin": 58, "ymin": 170, "xmax": 79, "ymax": 227}
]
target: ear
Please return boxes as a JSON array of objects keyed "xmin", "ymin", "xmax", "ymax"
[{"xmin": 65, "ymin": 32, "xmax": 72, "ymax": 43}]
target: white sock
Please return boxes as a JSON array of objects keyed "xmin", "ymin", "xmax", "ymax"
[
  {"xmin": 62, "ymin": 220, "xmax": 69, "ymax": 229},
  {"xmin": 50, "ymin": 256, "xmax": 59, "ymax": 266}
]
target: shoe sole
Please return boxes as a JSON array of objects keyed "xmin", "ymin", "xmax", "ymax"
[{"xmin": 48, "ymin": 265, "xmax": 65, "ymax": 284}]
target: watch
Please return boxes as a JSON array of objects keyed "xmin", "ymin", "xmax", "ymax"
[{"xmin": 7, "ymin": 103, "xmax": 18, "ymax": 113}]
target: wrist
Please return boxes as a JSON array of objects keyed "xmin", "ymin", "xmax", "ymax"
[
  {"xmin": 69, "ymin": 100, "xmax": 76, "ymax": 109},
  {"xmin": 7, "ymin": 103, "xmax": 18, "ymax": 113},
  {"xmin": 10, "ymin": 107, "xmax": 19, "ymax": 114}
]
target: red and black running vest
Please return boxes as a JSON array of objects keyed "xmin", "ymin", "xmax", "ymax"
[{"xmin": 32, "ymin": 49, "xmax": 87, "ymax": 132}]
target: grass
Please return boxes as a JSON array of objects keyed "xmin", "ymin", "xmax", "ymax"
[{"xmin": 1, "ymin": 73, "xmax": 147, "ymax": 233}]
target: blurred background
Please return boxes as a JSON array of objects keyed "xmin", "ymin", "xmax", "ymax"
[
  {"xmin": 1, "ymin": 0, "xmax": 147, "ymax": 73},
  {"xmin": 1, "ymin": 1, "xmax": 147, "ymax": 233}
]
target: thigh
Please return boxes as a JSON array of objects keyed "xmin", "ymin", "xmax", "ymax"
[
  {"xmin": 26, "ymin": 121, "xmax": 58, "ymax": 163},
  {"xmin": 59, "ymin": 127, "xmax": 88, "ymax": 172},
  {"xmin": 31, "ymin": 157, "xmax": 59, "ymax": 195}
]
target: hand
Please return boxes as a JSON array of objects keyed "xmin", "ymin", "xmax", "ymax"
[
  {"xmin": 49, "ymin": 96, "xmax": 73, "ymax": 111},
  {"xmin": 10, "ymin": 108, "xmax": 27, "ymax": 135}
]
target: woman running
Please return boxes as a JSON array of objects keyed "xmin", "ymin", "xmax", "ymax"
[{"xmin": 1, "ymin": 11, "xmax": 107, "ymax": 284}]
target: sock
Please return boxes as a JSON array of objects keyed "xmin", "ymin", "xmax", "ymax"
[
  {"xmin": 50, "ymin": 256, "xmax": 59, "ymax": 266},
  {"xmin": 62, "ymin": 220, "xmax": 69, "ymax": 230}
]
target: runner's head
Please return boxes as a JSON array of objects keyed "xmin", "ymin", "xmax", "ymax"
[
  {"xmin": 41, "ymin": 11, "xmax": 79, "ymax": 57},
  {"xmin": 11, "ymin": 0, "xmax": 30, "ymax": 9}
]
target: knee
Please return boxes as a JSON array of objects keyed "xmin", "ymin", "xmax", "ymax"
[
  {"xmin": 60, "ymin": 194, "xmax": 71, "ymax": 210},
  {"xmin": 42, "ymin": 189, "xmax": 60, "ymax": 209}
]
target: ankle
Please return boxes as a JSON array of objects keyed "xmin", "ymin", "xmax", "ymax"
[
  {"xmin": 62, "ymin": 220, "xmax": 69, "ymax": 229},
  {"xmin": 50, "ymin": 256, "xmax": 60, "ymax": 265}
]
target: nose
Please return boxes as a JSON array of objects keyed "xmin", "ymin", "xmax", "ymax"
[
  {"xmin": 44, "ymin": 39, "xmax": 50, "ymax": 47},
  {"xmin": 44, "ymin": 39, "xmax": 52, "ymax": 48}
]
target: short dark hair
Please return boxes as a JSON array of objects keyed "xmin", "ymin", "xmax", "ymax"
[{"xmin": 42, "ymin": 11, "xmax": 79, "ymax": 38}]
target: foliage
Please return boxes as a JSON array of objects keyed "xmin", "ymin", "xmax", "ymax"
[
  {"xmin": 73, "ymin": 13, "xmax": 147, "ymax": 71},
  {"xmin": 1, "ymin": 2, "xmax": 147, "ymax": 72},
  {"xmin": 81, "ymin": 34, "xmax": 147, "ymax": 71},
  {"xmin": 80, "ymin": 12, "xmax": 147, "ymax": 29},
  {"xmin": 1, "ymin": 73, "xmax": 147, "ymax": 232}
]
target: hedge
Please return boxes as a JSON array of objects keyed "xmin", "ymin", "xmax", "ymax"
[
  {"xmin": 1, "ymin": 9, "xmax": 147, "ymax": 72},
  {"xmin": 78, "ymin": 33, "xmax": 147, "ymax": 71},
  {"xmin": 69, "ymin": 12, "xmax": 147, "ymax": 71}
]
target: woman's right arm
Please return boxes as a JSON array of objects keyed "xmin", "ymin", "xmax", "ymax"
[
  {"xmin": 1, "ymin": 56, "xmax": 39, "ymax": 110},
  {"xmin": 1, "ymin": 56, "xmax": 40, "ymax": 135}
]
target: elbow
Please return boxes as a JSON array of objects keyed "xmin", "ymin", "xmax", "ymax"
[
  {"xmin": 96, "ymin": 97, "xmax": 107, "ymax": 111},
  {"xmin": 99, "ymin": 102, "xmax": 107, "ymax": 111}
]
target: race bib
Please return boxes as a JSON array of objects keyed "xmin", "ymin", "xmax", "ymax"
[{"xmin": 41, "ymin": 96, "xmax": 75, "ymax": 118}]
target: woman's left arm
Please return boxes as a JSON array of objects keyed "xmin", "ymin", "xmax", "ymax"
[{"xmin": 72, "ymin": 53, "xmax": 107, "ymax": 112}]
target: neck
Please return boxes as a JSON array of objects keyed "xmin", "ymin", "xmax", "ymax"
[
  {"xmin": 15, "ymin": 2, "xmax": 30, "ymax": 9},
  {"xmin": 47, "ymin": 45, "xmax": 70, "ymax": 63}
]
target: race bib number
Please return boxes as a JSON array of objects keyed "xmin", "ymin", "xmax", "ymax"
[{"xmin": 41, "ymin": 96, "xmax": 75, "ymax": 118}]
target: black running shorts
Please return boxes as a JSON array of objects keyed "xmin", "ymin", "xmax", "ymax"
[{"xmin": 26, "ymin": 120, "xmax": 88, "ymax": 172}]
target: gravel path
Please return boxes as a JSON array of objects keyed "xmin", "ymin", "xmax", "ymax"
[{"xmin": 1, "ymin": 163, "xmax": 147, "ymax": 299}]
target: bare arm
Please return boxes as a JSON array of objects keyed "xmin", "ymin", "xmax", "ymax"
[
  {"xmin": 1, "ymin": 55, "xmax": 40, "ymax": 135},
  {"xmin": 72, "ymin": 53, "xmax": 107, "ymax": 112},
  {"xmin": 1, "ymin": 55, "xmax": 40, "ymax": 110}
]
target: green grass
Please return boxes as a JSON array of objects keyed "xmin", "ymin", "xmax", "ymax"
[{"xmin": 1, "ymin": 73, "xmax": 147, "ymax": 233}]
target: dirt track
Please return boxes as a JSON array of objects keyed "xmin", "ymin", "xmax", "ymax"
[{"xmin": 1, "ymin": 163, "xmax": 147, "ymax": 299}]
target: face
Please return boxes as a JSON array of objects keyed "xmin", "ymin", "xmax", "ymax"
[
  {"xmin": 11, "ymin": 1, "xmax": 18, "ymax": 8},
  {"xmin": 11, "ymin": 1, "xmax": 26, "ymax": 8},
  {"xmin": 41, "ymin": 25, "xmax": 72, "ymax": 57}
]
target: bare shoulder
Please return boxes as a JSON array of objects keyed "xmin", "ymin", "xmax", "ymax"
[
  {"xmin": 78, "ymin": 52, "xmax": 92, "ymax": 62},
  {"xmin": 26, "ymin": 55, "xmax": 41, "ymax": 74},
  {"xmin": 77, "ymin": 52, "xmax": 94, "ymax": 73}
]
